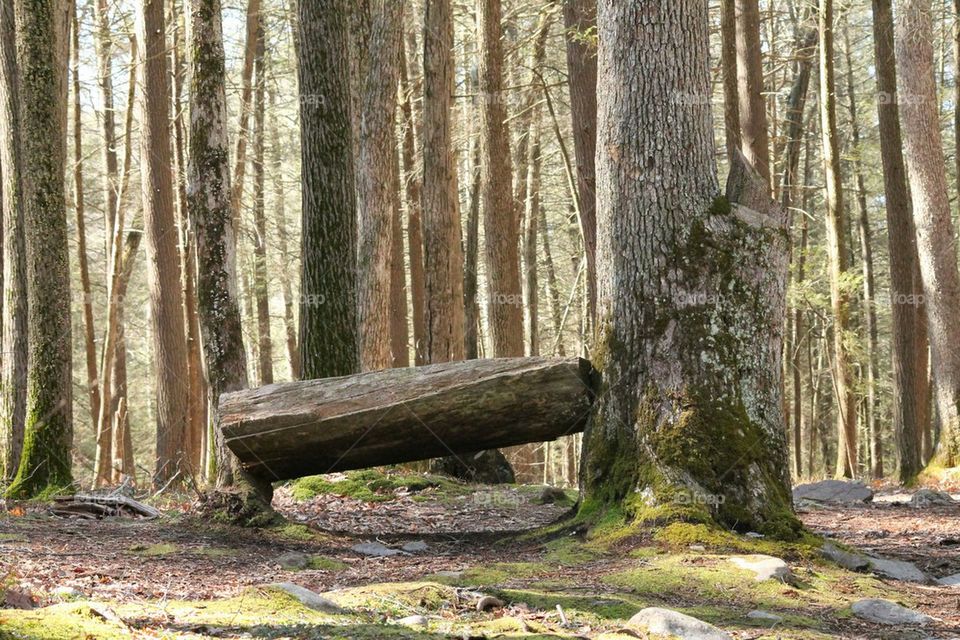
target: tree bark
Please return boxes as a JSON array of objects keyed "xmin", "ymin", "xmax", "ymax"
[
  {"xmin": 421, "ymin": 0, "xmax": 465, "ymax": 364},
  {"xmin": 229, "ymin": 0, "xmax": 261, "ymax": 221},
  {"xmin": 720, "ymin": 0, "xmax": 741, "ymax": 161},
  {"xmin": 298, "ymin": 0, "xmax": 360, "ymax": 380},
  {"xmin": 897, "ymin": 0, "xmax": 960, "ymax": 469},
  {"xmin": 138, "ymin": 0, "xmax": 191, "ymax": 488},
  {"xmin": 6, "ymin": 0, "xmax": 74, "ymax": 498},
  {"xmin": 580, "ymin": 0, "xmax": 798, "ymax": 538},
  {"xmin": 0, "ymin": 0, "xmax": 27, "ymax": 483},
  {"xmin": 478, "ymin": 0, "xmax": 522, "ymax": 358},
  {"xmin": 251, "ymin": 23, "xmax": 273, "ymax": 386},
  {"xmin": 563, "ymin": 0, "xmax": 597, "ymax": 324},
  {"xmin": 818, "ymin": 0, "xmax": 857, "ymax": 479},
  {"xmin": 220, "ymin": 357, "xmax": 595, "ymax": 481},
  {"xmin": 357, "ymin": 1, "xmax": 404, "ymax": 371},
  {"xmin": 735, "ymin": 0, "xmax": 770, "ymax": 183}
]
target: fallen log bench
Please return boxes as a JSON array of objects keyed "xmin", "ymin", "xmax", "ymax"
[{"xmin": 219, "ymin": 357, "xmax": 597, "ymax": 481}]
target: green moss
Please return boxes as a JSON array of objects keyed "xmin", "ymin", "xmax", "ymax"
[
  {"xmin": 543, "ymin": 537, "xmax": 602, "ymax": 566},
  {"xmin": 0, "ymin": 603, "xmax": 127, "ymax": 639},
  {"xmin": 308, "ymin": 555, "xmax": 349, "ymax": 571},
  {"xmin": 290, "ymin": 469, "xmax": 465, "ymax": 503},
  {"xmin": 129, "ymin": 542, "xmax": 178, "ymax": 556},
  {"xmin": 266, "ymin": 521, "xmax": 330, "ymax": 543},
  {"xmin": 323, "ymin": 582, "xmax": 457, "ymax": 616},
  {"xmin": 194, "ymin": 546, "xmax": 240, "ymax": 558}
]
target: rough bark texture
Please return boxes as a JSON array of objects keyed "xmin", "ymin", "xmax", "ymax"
[
  {"xmin": 298, "ymin": 0, "xmax": 360, "ymax": 380},
  {"xmin": 580, "ymin": 1, "xmax": 798, "ymax": 538},
  {"xmin": 872, "ymin": 0, "xmax": 928, "ymax": 482},
  {"xmin": 357, "ymin": 1, "xmax": 404, "ymax": 371},
  {"xmin": 897, "ymin": 0, "xmax": 960, "ymax": 469},
  {"xmin": 734, "ymin": 0, "xmax": 770, "ymax": 183},
  {"xmin": 220, "ymin": 357, "xmax": 595, "ymax": 481},
  {"xmin": 137, "ymin": 0, "xmax": 191, "ymax": 488},
  {"xmin": 478, "ymin": 0, "xmax": 523, "ymax": 358},
  {"xmin": 818, "ymin": 0, "xmax": 857, "ymax": 478},
  {"xmin": 720, "ymin": 0, "xmax": 741, "ymax": 161},
  {"xmin": 421, "ymin": 0, "xmax": 465, "ymax": 364},
  {"xmin": 6, "ymin": 0, "xmax": 74, "ymax": 498},
  {"xmin": 251, "ymin": 24, "xmax": 273, "ymax": 386},
  {"xmin": 188, "ymin": 0, "xmax": 271, "ymax": 509},
  {"xmin": 0, "ymin": 0, "xmax": 27, "ymax": 483},
  {"xmin": 229, "ymin": 0, "xmax": 261, "ymax": 221},
  {"xmin": 563, "ymin": 0, "xmax": 598, "ymax": 323}
]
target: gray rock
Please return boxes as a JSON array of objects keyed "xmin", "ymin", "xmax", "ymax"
[
  {"xmin": 910, "ymin": 489, "xmax": 956, "ymax": 508},
  {"xmin": 746, "ymin": 609, "xmax": 783, "ymax": 623},
  {"xmin": 851, "ymin": 598, "xmax": 933, "ymax": 626},
  {"xmin": 689, "ymin": 545, "xmax": 706, "ymax": 552},
  {"xmin": 396, "ymin": 615, "xmax": 429, "ymax": 627},
  {"xmin": 822, "ymin": 542, "xmax": 870, "ymax": 572},
  {"xmin": 744, "ymin": 532, "xmax": 764, "ymax": 539},
  {"xmin": 351, "ymin": 541, "xmax": 402, "ymax": 557},
  {"xmin": 401, "ymin": 540, "xmax": 429, "ymax": 553},
  {"xmin": 263, "ymin": 583, "xmax": 344, "ymax": 613},
  {"xmin": 936, "ymin": 573, "xmax": 960, "ymax": 587},
  {"xmin": 793, "ymin": 479, "xmax": 874, "ymax": 504},
  {"xmin": 868, "ymin": 557, "xmax": 930, "ymax": 583},
  {"xmin": 276, "ymin": 551, "xmax": 311, "ymax": 570},
  {"xmin": 52, "ymin": 586, "xmax": 81, "ymax": 598},
  {"xmin": 728, "ymin": 555, "xmax": 794, "ymax": 583},
  {"xmin": 433, "ymin": 570, "xmax": 464, "ymax": 579},
  {"xmin": 627, "ymin": 607, "xmax": 731, "ymax": 640}
]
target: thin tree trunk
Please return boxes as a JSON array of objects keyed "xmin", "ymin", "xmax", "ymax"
[
  {"xmin": 0, "ymin": 0, "xmax": 27, "ymax": 483},
  {"xmin": 389, "ymin": 134, "xmax": 410, "ymax": 369},
  {"xmin": 399, "ymin": 40, "xmax": 426, "ymax": 365},
  {"xmin": 523, "ymin": 117, "xmax": 542, "ymax": 357},
  {"xmin": 735, "ymin": 0, "xmax": 771, "ymax": 183},
  {"xmin": 464, "ymin": 126, "xmax": 481, "ymax": 360},
  {"xmin": 897, "ymin": 0, "xmax": 960, "ymax": 468},
  {"xmin": 229, "ymin": 0, "xmax": 261, "ymax": 221},
  {"xmin": 251, "ymin": 23, "xmax": 273, "ymax": 385},
  {"xmin": 563, "ymin": 0, "xmax": 597, "ymax": 324},
  {"xmin": 818, "ymin": 0, "xmax": 857, "ymax": 478},
  {"xmin": 266, "ymin": 86, "xmax": 300, "ymax": 379},
  {"xmin": 842, "ymin": 17, "xmax": 881, "ymax": 477},
  {"xmin": 721, "ymin": 0, "xmax": 741, "ymax": 161},
  {"xmin": 539, "ymin": 204, "xmax": 565, "ymax": 357}
]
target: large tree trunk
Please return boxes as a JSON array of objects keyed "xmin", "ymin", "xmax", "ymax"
[
  {"xmin": 0, "ymin": 0, "xmax": 27, "ymax": 483},
  {"xmin": 421, "ymin": 0, "xmax": 465, "ymax": 364},
  {"xmin": 479, "ymin": 0, "xmax": 523, "ymax": 358},
  {"xmin": 897, "ymin": 0, "xmax": 960, "ymax": 469},
  {"xmin": 220, "ymin": 357, "xmax": 595, "ymax": 481},
  {"xmin": 579, "ymin": 0, "xmax": 798, "ymax": 538},
  {"xmin": 357, "ymin": 1, "xmax": 404, "ymax": 371},
  {"xmin": 188, "ymin": 0, "xmax": 270, "ymax": 509},
  {"xmin": 818, "ymin": 0, "xmax": 857, "ymax": 479},
  {"xmin": 6, "ymin": 0, "xmax": 74, "ymax": 498},
  {"xmin": 137, "ymin": 0, "xmax": 191, "ymax": 488},
  {"xmin": 563, "ymin": 0, "xmax": 597, "ymax": 324},
  {"xmin": 298, "ymin": 0, "xmax": 359, "ymax": 380}
]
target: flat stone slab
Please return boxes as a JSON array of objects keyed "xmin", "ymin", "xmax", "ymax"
[
  {"xmin": 627, "ymin": 607, "xmax": 731, "ymax": 640},
  {"xmin": 728, "ymin": 555, "xmax": 794, "ymax": 583},
  {"xmin": 276, "ymin": 551, "xmax": 311, "ymax": 570},
  {"xmin": 746, "ymin": 609, "xmax": 783, "ymax": 623},
  {"xmin": 401, "ymin": 541, "xmax": 429, "ymax": 553},
  {"xmin": 867, "ymin": 557, "xmax": 929, "ymax": 583},
  {"xmin": 793, "ymin": 480, "xmax": 873, "ymax": 504},
  {"xmin": 351, "ymin": 542, "xmax": 403, "ymax": 557},
  {"xmin": 851, "ymin": 598, "xmax": 933, "ymax": 625},
  {"xmin": 822, "ymin": 542, "xmax": 870, "ymax": 572},
  {"xmin": 936, "ymin": 573, "xmax": 960, "ymax": 587},
  {"xmin": 263, "ymin": 583, "xmax": 343, "ymax": 613}
]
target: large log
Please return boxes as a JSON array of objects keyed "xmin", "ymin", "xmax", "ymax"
[{"xmin": 219, "ymin": 357, "xmax": 596, "ymax": 481}]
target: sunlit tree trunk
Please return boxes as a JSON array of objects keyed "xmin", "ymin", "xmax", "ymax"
[
  {"xmin": 251, "ymin": 23, "xmax": 273, "ymax": 385},
  {"xmin": 735, "ymin": 0, "xmax": 770, "ymax": 183}
]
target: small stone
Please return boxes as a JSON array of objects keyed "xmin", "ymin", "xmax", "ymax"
[
  {"xmin": 822, "ymin": 542, "xmax": 870, "ymax": 572},
  {"xmin": 851, "ymin": 598, "xmax": 933, "ymax": 625},
  {"xmin": 476, "ymin": 595, "xmax": 505, "ymax": 611},
  {"xmin": 936, "ymin": 573, "xmax": 960, "ymax": 587},
  {"xmin": 276, "ymin": 551, "xmax": 311, "ymax": 570},
  {"xmin": 744, "ymin": 532, "xmax": 764, "ymax": 539},
  {"xmin": 868, "ymin": 557, "xmax": 930, "ymax": 583},
  {"xmin": 401, "ymin": 540, "xmax": 429, "ymax": 553},
  {"xmin": 910, "ymin": 489, "xmax": 957, "ymax": 508},
  {"xmin": 52, "ymin": 586, "xmax": 81, "ymax": 598},
  {"xmin": 728, "ymin": 555, "xmax": 794, "ymax": 583},
  {"xmin": 538, "ymin": 487, "xmax": 568, "ymax": 504},
  {"xmin": 396, "ymin": 615, "xmax": 429, "ymax": 627},
  {"xmin": 689, "ymin": 544, "xmax": 706, "ymax": 552},
  {"xmin": 793, "ymin": 479, "xmax": 873, "ymax": 504},
  {"xmin": 263, "ymin": 583, "xmax": 343, "ymax": 613},
  {"xmin": 627, "ymin": 607, "xmax": 731, "ymax": 640},
  {"xmin": 746, "ymin": 609, "xmax": 783, "ymax": 623},
  {"xmin": 351, "ymin": 541, "xmax": 402, "ymax": 557}
]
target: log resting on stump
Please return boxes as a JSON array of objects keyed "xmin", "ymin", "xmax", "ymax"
[{"xmin": 219, "ymin": 357, "xmax": 596, "ymax": 481}]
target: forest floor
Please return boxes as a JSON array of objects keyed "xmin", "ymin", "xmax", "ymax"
[{"xmin": 0, "ymin": 470, "xmax": 958, "ymax": 639}]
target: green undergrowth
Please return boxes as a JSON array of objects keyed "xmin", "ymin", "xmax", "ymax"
[{"xmin": 288, "ymin": 469, "xmax": 470, "ymax": 503}]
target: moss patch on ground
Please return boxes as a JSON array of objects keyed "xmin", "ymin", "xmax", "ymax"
[{"xmin": 289, "ymin": 469, "xmax": 469, "ymax": 503}]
